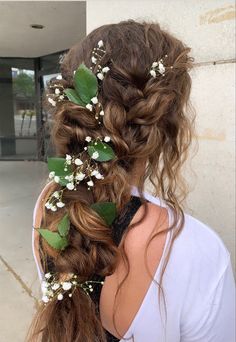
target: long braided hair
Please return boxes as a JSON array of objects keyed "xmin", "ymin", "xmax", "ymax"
[{"xmin": 27, "ymin": 19, "xmax": 195, "ymax": 342}]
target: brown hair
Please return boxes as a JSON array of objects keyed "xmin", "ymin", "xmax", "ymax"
[{"xmin": 27, "ymin": 19, "xmax": 195, "ymax": 342}]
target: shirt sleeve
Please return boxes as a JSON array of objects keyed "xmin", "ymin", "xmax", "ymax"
[{"xmin": 180, "ymin": 256, "xmax": 236, "ymax": 342}]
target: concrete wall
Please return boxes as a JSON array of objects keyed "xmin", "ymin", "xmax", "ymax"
[{"xmin": 87, "ymin": 0, "xmax": 236, "ymax": 268}]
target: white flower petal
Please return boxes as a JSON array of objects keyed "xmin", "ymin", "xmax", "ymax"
[
  {"xmin": 54, "ymin": 176, "xmax": 60, "ymax": 183},
  {"xmin": 42, "ymin": 295, "xmax": 49, "ymax": 303},
  {"xmin": 104, "ymin": 136, "xmax": 111, "ymax": 142},
  {"xmin": 91, "ymin": 56, "xmax": 97, "ymax": 64},
  {"xmin": 86, "ymin": 104, "xmax": 93, "ymax": 111},
  {"xmin": 48, "ymin": 98, "xmax": 56, "ymax": 106},
  {"xmin": 53, "ymin": 191, "xmax": 60, "ymax": 199},
  {"xmin": 74, "ymin": 158, "xmax": 83, "ymax": 165},
  {"xmin": 91, "ymin": 151, "xmax": 99, "ymax": 159},
  {"xmin": 150, "ymin": 70, "xmax": 156, "ymax": 78},
  {"xmin": 102, "ymin": 66, "xmax": 110, "ymax": 73},
  {"xmin": 62, "ymin": 282, "xmax": 72, "ymax": 291},
  {"xmin": 49, "ymin": 171, "xmax": 55, "ymax": 179},
  {"xmin": 91, "ymin": 97, "xmax": 98, "ymax": 104},
  {"xmin": 87, "ymin": 180, "xmax": 94, "ymax": 187},
  {"xmin": 52, "ymin": 283, "xmax": 60, "ymax": 290},
  {"xmin": 66, "ymin": 183, "xmax": 75, "ymax": 190},
  {"xmin": 91, "ymin": 170, "xmax": 99, "ymax": 176},
  {"xmin": 56, "ymin": 202, "xmax": 65, "ymax": 208},
  {"xmin": 75, "ymin": 172, "xmax": 85, "ymax": 181},
  {"xmin": 97, "ymin": 73, "xmax": 104, "ymax": 80},
  {"xmin": 85, "ymin": 136, "xmax": 92, "ymax": 142},
  {"xmin": 98, "ymin": 40, "xmax": 104, "ymax": 48},
  {"xmin": 57, "ymin": 293, "xmax": 63, "ymax": 300},
  {"xmin": 95, "ymin": 173, "xmax": 103, "ymax": 179}
]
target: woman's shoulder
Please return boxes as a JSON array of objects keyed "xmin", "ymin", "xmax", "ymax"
[
  {"xmin": 168, "ymin": 210, "xmax": 232, "ymax": 292},
  {"xmin": 182, "ymin": 212, "xmax": 231, "ymax": 263}
]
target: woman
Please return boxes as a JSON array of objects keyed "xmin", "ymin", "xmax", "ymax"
[{"xmin": 28, "ymin": 20, "xmax": 235, "ymax": 342}]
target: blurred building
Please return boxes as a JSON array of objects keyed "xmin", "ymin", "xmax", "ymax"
[{"xmin": 0, "ymin": 1, "xmax": 86, "ymax": 160}]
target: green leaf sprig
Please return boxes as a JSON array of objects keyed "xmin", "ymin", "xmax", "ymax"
[
  {"xmin": 62, "ymin": 63, "xmax": 109, "ymax": 124},
  {"xmin": 35, "ymin": 213, "xmax": 70, "ymax": 251},
  {"xmin": 37, "ymin": 136, "xmax": 117, "ymax": 250}
]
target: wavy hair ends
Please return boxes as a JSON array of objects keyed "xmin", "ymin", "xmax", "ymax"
[{"xmin": 27, "ymin": 19, "xmax": 195, "ymax": 342}]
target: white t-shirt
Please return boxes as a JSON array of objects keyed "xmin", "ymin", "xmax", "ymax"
[{"xmin": 32, "ymin": 185, "xmax": 235, "ymax": 342}]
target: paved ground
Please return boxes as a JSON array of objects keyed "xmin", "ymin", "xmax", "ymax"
[{"xmin": 0, "ymin": 161, "xmax": 48, "ymax": 342}]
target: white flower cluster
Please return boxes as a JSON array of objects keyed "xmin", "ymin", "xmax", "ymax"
[
  {"xmin": 41, "ymin": 272, "xmax": 104, "ymax": 304},
  {"xmin": 47, "ymin": 83, "xmax": 65, "ymax": 107},
  {"xmin": 150, "ymin": 54, "xmax": 169, "ymax": 78},
  {"xmin": 45, "ymin": 190, "xmax": 65, "ymax": 212},
  {"xmin": 90, "ymin": 40, "xmax": 110, "ymax": 81},
  {"xmin": 46, "ymin": 136, "xmax": 111, "ymax": 211}
]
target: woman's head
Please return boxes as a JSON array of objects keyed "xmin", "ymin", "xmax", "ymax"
[{"xmin": 27, "ymin": 19, "xmax": 194, "ymax": 342}]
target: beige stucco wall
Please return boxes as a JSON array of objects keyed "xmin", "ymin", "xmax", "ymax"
[{"xmin": 87, "ymin": 0, "xmax": 236, "ymax": 269}]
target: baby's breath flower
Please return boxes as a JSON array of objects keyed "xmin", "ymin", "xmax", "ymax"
[
  {"xmin": 75, "ymin": 172, "xmax": 85, "ymax": 181},
  {"xmin": 74, "ymin": 158, "xmax": 83, "ymax": 166},
  {"xmin": 97, "ymin": 73, "xmax": 104, "ymax": 80},
  {"xmin": 42, "ymin": 295, "xmax": 49, "ymax": 303},
  {"xmin": 91, "ymin": 97, "xmax": 98, "ymax": 104},
  {"xmin": 87, "ymin": 180, "xmax": 94, "ymax": 187},
  {"xmin": 91, "ymin": 170, "xmax": 99, "ymax": 176},
  {"xmin": 49, "ymin": 171, "xmax": 55, "ymax": 179},
  {"xmin": 99, "ymin": 110, "xmax": 104, "ymax": 116},
  {"xmin": 66, "ymin": 183, "xmax": 75, "ymax": 190},
  {"xmin": 55, "ymin": 88, "xmax": 60, "ymax": 95},
  {"xmin": 104, "ymin": 136, "xmax": 111, "ymax": 142},
  {"xmin": 91, "ymin": 56, "xmax": 97, "ymax": 64},
  {"xmin": 45, "ymin": 273, "xmax": 52, "ymax": 279},
  {"xmin": 102, "ymin": 66, "xmax": 110, "ymax": 73},
  {"xmin": 52, "ymin": 283, "xmax": 60, "ymax": 290},
  {"xmin": 53, "ymin": 191, "xmax": 60, "ymax": 199},
  {"xmin": 57, "ymin": 293, "xmax": 63, "ymax": 300},
  {"xmin": 158, "ymin": 62, "xmax": 165, "ymax": 74},
  {"xmin": 48, "ymin": 98, "xmax": 56, "ymax": 107},
  {"xmin": 45, "ymin": 202, "xmax": 51, "ymax": 209},
  {"xmin": 95, "ymin": 173, "xmax": 104, "ymax": 179},
  {"xmin": 51, "ymin": 206, "xmax": 57, "ymax": 212},
  {"xmin": 86, "ymin": 104, "xmax": 93, "ymax": 111},
  {"xmin": 62, "ymin": 282, "xmax": 72, "ymax": 291},
  {"xmin": 91, "ymin": 151, "xmax": 99, "ymax": 159},
  {"xmin": 56, "ymin": 202, "xmax": 65, "ymax": 208},
  {"xmin": 85, "ymin": 136, "xmax": 92, "ymax": 142},
  {"xmin": 150, "ymin": 70, "xmax": 156, "ymax": 78},
  {"xmin": 54, "ymin": 176, "xmax": 60, "ymax": 183},
  {"xmin": 98, "ymin": 40, "xmax": 104, "ymax": 48}
]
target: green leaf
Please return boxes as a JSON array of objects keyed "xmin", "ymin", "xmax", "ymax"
[
  {"xmin": 74, "ymin": 63, "xmax": 98, "ymax": 104},
  {"xmin": 63, "ymin": 88, "xmax": 86, "ymax": 106},
  {"xmin": 47, "ymin": 157, "xmax": 72, "ymax": 177},
  {"xmin": 36, "ymin": 228, "xmax": 68, "ymax": 250},
  {"xmin": 58, "ymin": 214, "xmax": 70, "ymax": 237},
  {"xmin": 90, "ymin": 202, "xmax": 117, "ymax": 226},
  {"xmin": 88, "ymin": 141, "xmax": 116, "ymax": 162}
]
